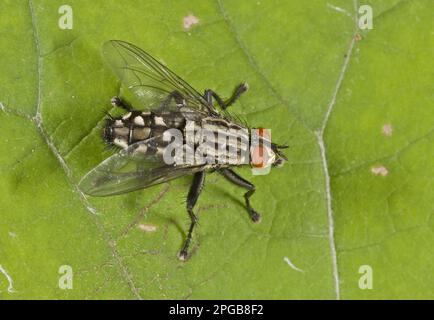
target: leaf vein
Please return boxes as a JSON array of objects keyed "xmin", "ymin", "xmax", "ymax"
[
  {"xmin": 316, "ymin": 0, "xmax": 360, "ymax": 301},
  {"xmin": 28, "ymin": 0, "xmax": 143, "ymax": 300}
]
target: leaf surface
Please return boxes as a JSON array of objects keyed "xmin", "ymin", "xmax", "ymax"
[{"xmin": 0, "ymin": 0, "xmax": 433, "ymax": 299}]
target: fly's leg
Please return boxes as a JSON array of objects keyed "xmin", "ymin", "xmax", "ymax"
[
  {"xmin": 159, "ymin": 90, "xmax": 185, "ymax": 112},
  {"xmin": 204, "ymin": 83, "xmax": 249, "ymax": 110},
  {"xmin": 111, "ymin": 96, "xmax": 133, "ymax": 111},
  {"xmin": 225, "ymin": 83, "xmax": 249, "ymax": 108},
  {"xmin": 204, "ymin": 89, "xmax": 224, "ymax": 109},
  {"xmin": 219, "ymin": 168, "xmax": 260, "ymax": 223},
  {"xmin": 179, "ymin": 171, "xmax": 206, "ymax": 261}
]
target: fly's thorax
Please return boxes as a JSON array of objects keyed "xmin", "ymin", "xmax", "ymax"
[{"xmin": 181, "ymin": 117, "xmax": 250, "ymax": 166}]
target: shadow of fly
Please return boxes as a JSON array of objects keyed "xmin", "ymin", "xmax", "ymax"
[{"xmin": 79, "ymin": 40, "xmax": 287, "ymax": 260}]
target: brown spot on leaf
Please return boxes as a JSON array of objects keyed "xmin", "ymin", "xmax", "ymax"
[
  {"xmin": 382, "ymin": 123, "xmax": 393, "ymax": 137},
  {"xmin": 371, "ymin": 165, "xmax": 389, "ymax": 177},
  {"xmin": 183, "ymin": 14, "xmax": 199, "ymax": 30},
  {"xmin": 354, "ymin": 33, "xmax": 362, "ymax": 41},
  {"xmin": 138, "ymin": 223, "xmax": 157, "ymax": 233}
]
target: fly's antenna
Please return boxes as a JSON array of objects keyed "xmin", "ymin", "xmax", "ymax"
[{"xmin": 271, "ymin": 142, "xmax": 289, "ymax": 161}]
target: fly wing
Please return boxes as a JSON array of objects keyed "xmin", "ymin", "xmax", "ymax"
[
  {"xmin": 102, "ymin": 40, "xmax": 212, "ymax": 114},
  {"xmin": 78, "ymin": 138, "xmax": 205, "ymax": 196}
]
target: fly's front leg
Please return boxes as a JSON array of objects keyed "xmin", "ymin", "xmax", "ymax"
[
  {"xmin": 111, "ymin": 96, "xmax": 133, "ymax": 111},
  {"xmin": 219, "ymin": 168, "xmax": 260, "ymax": 223},
  {"xmin": 179, "ymin": 171, "xmax": 206, "ymax": 261},
  {"xmin": 204, "ymin": 83, "xmax": 248, "ymax": 110},
  {"xmin": 225, "ymin": 83, "xmax": 249, "ymax": 108}
]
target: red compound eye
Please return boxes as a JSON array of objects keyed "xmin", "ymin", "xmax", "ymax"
[
  {"xmin": 257, "ymin": 127, "xmax": 270, "ymax": 139},
  {"xmin": 251, "ymin": 128, "xmax": 271, "ymax": 168},
  {"xmin": 251, "ymin": 145, "xmax": 268, "ymax": 168}
]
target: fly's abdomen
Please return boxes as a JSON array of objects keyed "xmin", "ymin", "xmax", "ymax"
[
  {"xmin": 104, "ymin": 111, "xmax": 151, "ymax": 149},
  {"xmin": 103, "ymin": 111, "xmax": 186, "ymax": 150}
]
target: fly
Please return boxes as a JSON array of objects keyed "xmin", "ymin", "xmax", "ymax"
[{"xmin": 79, "ymin": 40, "xmax": 288, "ymax": 260}]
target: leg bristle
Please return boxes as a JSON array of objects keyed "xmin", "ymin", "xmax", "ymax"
[
  {"xmin": 241, "ymin": 82, "xmax": 249, "ymax": 92},
  {"xmin": 251, "ymin": 211, "xmax": 261, "ymax": 223},
  {"xmin": 178, "ymin": 250, "xmax": 188, "ymax": 261}
]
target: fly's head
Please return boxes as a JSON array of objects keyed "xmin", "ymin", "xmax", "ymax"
[
  {"xmin": 250, "ymin": 128, "xmax": 288, "ymax": 169},
  {"xmin": 270, "ymin": 142, "xmax": 288, "ymax": 167}
]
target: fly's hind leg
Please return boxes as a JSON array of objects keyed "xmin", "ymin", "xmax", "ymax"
[
  {"xmin": 204, "ymin": 83, "xmax": 248, "ymax": 110},
  {"xmin": 219, "ymin": 168, "xmax": 260, "ymax": 223},
  {"xmin": 111, "ymin": 96, "xmax": 133, "ymax": 111},
  {"xmin": 159, "ymin": 90, "xmax": 185, "ymax": 113},
  {"xmin": 179, "ymin": 171, "xmax": 206, "ymax": 261}
]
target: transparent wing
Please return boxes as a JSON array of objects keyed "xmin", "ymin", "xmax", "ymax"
[
  {"xmin": 78, "ymin": 138, "xmax": 205, "ymax": 197},
  {"xmin": 103, "ymin": 40, "xmax": 212, "ymax": 113}
]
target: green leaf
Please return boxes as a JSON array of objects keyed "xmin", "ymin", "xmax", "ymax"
[{"xmin": 0, "ymin": 0, "xmax": 433, "ymax": 299}]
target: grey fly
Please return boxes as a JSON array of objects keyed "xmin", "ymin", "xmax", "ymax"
[{"xmin": 79, "ymin": 40, "xmax": 287, "ymax": 260}]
